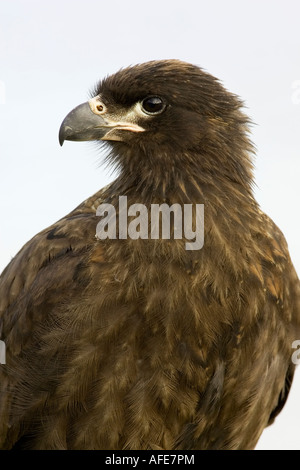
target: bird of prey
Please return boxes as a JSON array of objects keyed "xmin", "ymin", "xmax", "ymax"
[{"xmin": 0, "ymin": 60, "xmax": 299, "ymax": 450}]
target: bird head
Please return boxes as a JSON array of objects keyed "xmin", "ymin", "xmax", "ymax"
[{"xmin": 59, "ymin": 60, "xmax": 254, "ymax": 189}]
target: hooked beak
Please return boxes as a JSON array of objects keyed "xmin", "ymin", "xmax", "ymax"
[{"xmin": 59, "ymin": 98, "xmax": 145, "ymax": 146}]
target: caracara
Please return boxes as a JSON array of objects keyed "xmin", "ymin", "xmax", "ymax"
[{"xmin": 0, "ymin": 60, "xmax": 299, "ymax": 450}]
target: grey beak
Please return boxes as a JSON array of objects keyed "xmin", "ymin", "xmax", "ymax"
[{"xmin": 59, "ymin": 102, "xmax": 109, "ymax": 146}]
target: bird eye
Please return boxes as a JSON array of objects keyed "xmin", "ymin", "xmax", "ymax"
[{"xmin": 141, "ymin": 96, "xmax": 166, "ymax": 115}]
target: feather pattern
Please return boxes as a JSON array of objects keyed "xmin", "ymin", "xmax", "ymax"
[{"xmin": 0, "ymin": 60, "xmax": 299, "ymax": 449}]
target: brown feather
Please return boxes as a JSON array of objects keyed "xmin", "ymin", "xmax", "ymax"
[{"xmin": 0, "ymin": 60, "xmax": 299, "ymax": 450}]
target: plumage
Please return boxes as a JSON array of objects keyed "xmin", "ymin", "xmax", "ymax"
[{"xmin": 0, "ymin": 59, "xmax": 299, "ymax": 450}]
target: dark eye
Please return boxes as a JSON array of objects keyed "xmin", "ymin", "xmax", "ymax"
[{"xmin": 141, "ymin": 96, "xmax": 166, "ymax": 115}]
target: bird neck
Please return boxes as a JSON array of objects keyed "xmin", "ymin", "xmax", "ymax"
[
  {"xmin": 94, "ymin": 149, "xmax": 260, "ymax": 279},
  {"xmin": 106, "ymin": 148, "xmax": 255, "ymax": 208}
]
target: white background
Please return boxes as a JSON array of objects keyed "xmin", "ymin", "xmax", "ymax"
[{"xmin": 0, "ymin": 0, "xmax": 299, "ymax": 450}]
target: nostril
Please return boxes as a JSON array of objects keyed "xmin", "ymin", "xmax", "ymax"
[{"xmin": 96, "ymin": 104, "xmax": 104, "ymax": 112}]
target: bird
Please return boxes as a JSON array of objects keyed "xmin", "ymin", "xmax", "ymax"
[{"xmin": 0, "ymin": 59, "xmax": 299, "ymax": 450}]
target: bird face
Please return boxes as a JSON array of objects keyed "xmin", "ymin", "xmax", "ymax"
[
  {"xmin": 59, "ymin": 60, "xmax": 254, "ymax": 190},
  {"xmin": 59, "ymin": 60, "xmax": 245, "ymax": 152},
  {"xmin": 58, "ymin": 94, "xmax": 147, "ymax": 145},
  {"xmin": 59, "ymin": 84, "xmax": 185, "ymax": 149}
]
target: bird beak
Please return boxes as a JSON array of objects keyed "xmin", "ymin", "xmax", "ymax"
[{"xmin": 59, "ymin": 98, "xmax": 145, "ymax": 146}]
